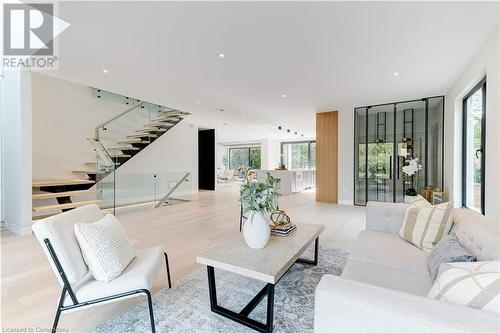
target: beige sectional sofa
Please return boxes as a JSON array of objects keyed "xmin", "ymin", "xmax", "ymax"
[{"xmin": 314, "ymin": 201, "xmax": 500, "ymax": 332}]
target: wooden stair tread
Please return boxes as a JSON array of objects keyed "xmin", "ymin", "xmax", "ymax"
[
  {"xmin": 72, "ymin": 170, "xmax": 106, "ymax": 175},
  {"xmin": 85, "ymin": 162, "xmax": 120, "ymax": 166},
  {"xmin": 127, "ymin": 133, "xmax": 158, "ymax": 138},
  {"xmin": 136, "ymin": 128, "xmax": 166, "ymax": 134},
  {"xmin": 32, "ymin": 200, "xmax": 105, "ymax": 212},
  {"xmin": 33, "ymin": 179, "xmax": 95, "ymax": 187},
  {"xmin": 33, "ymin": 189, "xmax": 97, "ymax": 200},
  {"xmin": 118, "ymin": 139, "xmax": 150, "ymax": 144},
  {"xmin": 107, "ymin": 153, "xmax": 132, "ymax": 158},
  {"xmin": 152, "ymin": 117, "xmax": 181, "ymax": 122},
  {"xmin": 107, "ymin": 146, "xmax": 140, "ymax": 151}
]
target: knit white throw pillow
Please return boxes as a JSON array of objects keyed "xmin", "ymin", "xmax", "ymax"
[{"xmin": 75, "ymin": 214, "xmax": 135, "ymax": 282}]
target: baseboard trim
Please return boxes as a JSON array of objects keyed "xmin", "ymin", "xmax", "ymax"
[{"xmin": 4, "ymin": 220, "xmax": 32, "ymax": 236}]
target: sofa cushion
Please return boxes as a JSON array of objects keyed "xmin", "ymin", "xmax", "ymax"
[
  {"xmin": 342, "ymin": 259, "xmax": 432, "ymax": 296},
  {"xmin": 350, "ymin": 231, "xmax": 429, "ymax": 277},
  {"xmin": 427, "ymin": 261, "xmax": 500, "ymax": 313},
  {"xmin": 400, "ymin": 201, "xmax": 454, "ymax": 253},
  {"xmin": 427, "ymin": 232, "xmax": 476, "ymax": 281},
  {"xmin": 64, "ymin": 246, "xmax": 163, "ymax": 306},
  {"xmin": 453, "ymin": 209, "xmax": 500, "ymax": 261}
]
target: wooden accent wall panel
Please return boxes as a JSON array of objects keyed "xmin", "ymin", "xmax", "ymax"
[{"xmin": 316, "ymin": 111, "xmax": 338, "ymax": 203}]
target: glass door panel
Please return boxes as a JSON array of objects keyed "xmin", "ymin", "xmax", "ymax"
[
  {"xmin": 395, "ymin": 100, "xmax": 426, "ymax": 202},
  {"xmin": 354, "ymin": 107, "xmax": 367, "ymax": 205},
  {"xmin": 463, "ymin": 79, "xmax": 486, "ymax": 214},
  {"xmin": 366, "ymin": 105, "xmax": 394, "ymax": 203}
]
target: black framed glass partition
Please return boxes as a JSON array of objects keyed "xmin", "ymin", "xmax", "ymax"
[{"xmin": 354, "ymin": 96, "xmax": 444, "ymax": 206}]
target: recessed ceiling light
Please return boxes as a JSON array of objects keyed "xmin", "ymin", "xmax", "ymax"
[
  {"xmin": 219, "ymin": 109, "xmax": 225, "ymax": 112},
  {"xmin": 195, "ymin": 101, "xmax": 200, "ymax": 104},
  {"xmin": 393, "ymin": 72, "xmax": 399, "ymax": 76},
  {"xmin": 102, "ymin": 69, "xmax": 109, "ymax": 74},
  {"xmin": 218, "ymin": 53, "xmax": 225, "ymax": 58},
  {"xmin": 223, "ymin": 122, "xmax": 228, "ymax": 126},
  {"xmin": 281, "ymin": 94, "xmax": 287, "ymax": 98}
]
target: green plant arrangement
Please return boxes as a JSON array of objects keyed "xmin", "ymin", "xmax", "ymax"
[{"xmin": 240, "ymin": 172, "xmax": 280, "ymax": 214}]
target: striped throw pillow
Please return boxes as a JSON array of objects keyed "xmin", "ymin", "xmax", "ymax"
[
  {"xmin": 399, "ymin": 200, "xmax": 454, "ymax": 252},
  {"xmin": 427, "ymin": 261, "xmax": 499, "ymax": 313}
]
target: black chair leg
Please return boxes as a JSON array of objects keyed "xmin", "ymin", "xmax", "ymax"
[
  {"xmin": 164, "ymin": 252, "xmax": 172, "ymax": 289},
  {"xmin": 52, "ymin": 287, "xmax": 66, "ymax": 333},
  {"xmin": 144, "ymin": 290, "xmax": 156, "ymax": 333},
  {"xmin": 239, "ymin": 204, "xmax": 243, "ymax": 232}
]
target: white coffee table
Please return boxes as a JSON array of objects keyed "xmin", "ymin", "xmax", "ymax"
[{"xmin": 196, "ymin": 223, "xmax": 324, "ymax": 333}]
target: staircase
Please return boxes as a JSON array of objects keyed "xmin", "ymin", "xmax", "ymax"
[{"xmin": 32, "ymin": 88, "xmax": 190, "ymax": 220}]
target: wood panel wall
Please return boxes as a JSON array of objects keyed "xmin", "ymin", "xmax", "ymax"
[{"xmin": 316, "ymin": 111, "xmax": 338, "ymax": 203}]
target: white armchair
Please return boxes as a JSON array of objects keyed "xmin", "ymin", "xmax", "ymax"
[{"xmin": 32, "ymin": 204, "xmax": 171, "ymax": 333}]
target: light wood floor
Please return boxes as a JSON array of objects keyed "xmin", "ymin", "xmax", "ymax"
[{"xmin": 1, "ymin": 183, "xmax": 365, "ymax": 332}]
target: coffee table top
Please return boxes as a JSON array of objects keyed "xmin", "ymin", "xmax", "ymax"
[{"xmin": 196, "ymin": 223, "xmax": 324, "ymax": 283}]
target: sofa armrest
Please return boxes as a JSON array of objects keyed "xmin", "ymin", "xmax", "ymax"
[
  {"xmin": 314, "ymin": 275, "xmax": 499, "ymax": 332},
  {"xmin": 366, "ymin": 201, "xmax": 409, "ymax": 235}
]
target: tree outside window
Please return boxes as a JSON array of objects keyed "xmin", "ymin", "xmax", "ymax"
[
  {"xmin": 280, "ymin": 141, "xmax": 316, "ymax": 170},
  {"xmin": 229, "ymin": 147, "xmax": 261, "ymax": 170}
]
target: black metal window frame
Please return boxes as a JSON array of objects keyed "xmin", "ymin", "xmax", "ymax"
[
  {"xmin": 279, "ymin": 140, "xmax": 316, "ymax": 170},
  {"xmin": 229, "ymin": 147, "xmax": 261, "ymax": 170},
  {"xmin": 462, "ymin": 77, "xmax": 486, "ymax": 215},
  {"xmin": 353, "ymin": 95, "xmax": 445, "ymax": 206}
]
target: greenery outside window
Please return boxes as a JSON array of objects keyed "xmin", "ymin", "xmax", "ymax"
[
  {"xmin": 229, "ymin": 147, "xmax": 261, "ymax": 170},
  {"xmin": 280, "ymin": 141, "xmax": 316, "ymax": 170}
]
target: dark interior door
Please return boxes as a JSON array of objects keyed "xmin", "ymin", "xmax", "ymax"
[{"xmin": 198, "ymin": 129, "xmax": 215, "ymax": 190}]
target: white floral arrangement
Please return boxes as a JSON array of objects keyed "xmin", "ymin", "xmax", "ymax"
[{"xmin": 402, "ymin": 157, "xmax": 422, "ymax": 176}]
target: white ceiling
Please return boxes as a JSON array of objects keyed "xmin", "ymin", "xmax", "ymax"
[{"xmin": 43, "ymin": 1, "xmax": 499, "ymax": 142}]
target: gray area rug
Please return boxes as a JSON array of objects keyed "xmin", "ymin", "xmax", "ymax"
[{"xmin": 92, "ymin": 247, "xmax": 348, "ymax": 333}]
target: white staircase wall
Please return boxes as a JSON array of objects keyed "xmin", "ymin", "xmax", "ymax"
[{"xmin": 32, "ymin": 73, "xmax": 125, "ymax": 179}]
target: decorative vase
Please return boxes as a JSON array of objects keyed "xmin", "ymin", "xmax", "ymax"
[{"xmin": 243, "ymin": 211, "xmax": 270, "ymax": 249}]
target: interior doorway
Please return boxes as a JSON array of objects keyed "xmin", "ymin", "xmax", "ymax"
[{"xmin": 198, "ymin": 129, "xmax": 215, "ymax": 190}]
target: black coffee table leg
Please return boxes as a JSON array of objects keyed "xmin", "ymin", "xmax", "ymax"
[
  {"xmin": 296, "ymin": 237, "xmax": 319, "ymax": 266},
  {"xmin": 207, "ymin": 266, "xmax": 275, "ymax": 333}
]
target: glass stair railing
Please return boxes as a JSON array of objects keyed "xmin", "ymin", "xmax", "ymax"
[{"xmin": 86, "ymin": 88, "xmax": 191, "ymax": 214}]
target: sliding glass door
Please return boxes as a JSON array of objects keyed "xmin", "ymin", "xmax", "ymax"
[
  {"xmin": 354, "ymin": 96, "xmax": 444, "ymax": 206},
  {"xmin": 462, "ymin": 78, "xmax": 486, "ymax": 214}
]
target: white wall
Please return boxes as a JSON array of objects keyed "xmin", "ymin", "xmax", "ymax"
[
  {"xmin": 1, "ymin": 70, "xmax": 33, "ymax": 235},
  {"xmin": 444, "ymin": 26, "xmax": 500, "ymax": 223},
  {"xmin": 32, "ymin": 73, "xmax": 126, "ymax": 179},
  {"xmin": 31, "ymin": 73, "xmax": 198, "ymax": 195},
  {"xmin": 260, "ymin": 139, "xmax": 280, "ymax": 170}
]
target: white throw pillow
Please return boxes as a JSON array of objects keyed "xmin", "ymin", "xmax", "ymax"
[
  {"xmin": 399, "ymin": 200, "xmax": 454, "ymax": 252},
  {"xmin": 74, "ymin": 214, "xmax": 135, "ymax": 282},
  {"xmin": 427, "ymin": 261, "xmax": 499, "ymax": 313}
]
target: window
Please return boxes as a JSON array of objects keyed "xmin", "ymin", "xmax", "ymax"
[
  {"xmin": 229, "ymin": 147, "xmax": 261, "ymax": 170},
  {"xmin": 462, "ymin": 78, "xmax": 486, "ymax": 214},
  {"xmin": 280, "ymin": 141, "xmax": 316, "ymax": 170}
]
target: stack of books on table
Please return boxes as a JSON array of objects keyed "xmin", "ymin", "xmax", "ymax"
[{"xmin": 271, "ymin": 223, "xmax": 296, "ymax": 237}]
